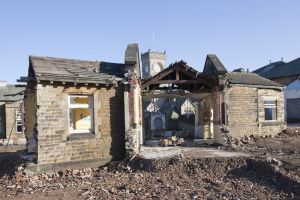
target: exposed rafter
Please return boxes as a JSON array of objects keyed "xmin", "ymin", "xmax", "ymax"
[{"xmin": 141, "ymin": 61, "xmax": 218, "ymax": 93}]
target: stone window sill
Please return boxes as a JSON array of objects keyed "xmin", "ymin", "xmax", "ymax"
[
  {"xmin": 67, "ymin": 132, "xmax": 95, "ymax": 141},
  {"xmin": 260, "ymin": 121, "xmax": 283, "ymax": 126}
]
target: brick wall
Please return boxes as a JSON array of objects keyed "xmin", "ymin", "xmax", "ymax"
[
  {"xmin": 124, "ymin": 75, "xmax": 142, "ymax": 155},
  {"xmin": 225, "ymin": 86, "xmax": 285, "ymax": 138},
  {"xmin": 35, "ymin": 83, "xmax": 125, "ymax": 165}
]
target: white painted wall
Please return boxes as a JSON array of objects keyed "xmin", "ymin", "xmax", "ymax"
[
  {"xmin": 285, "ymin": 79, "xmax": 300, "ymax": 99},
  {"xmin": 284, "ymin": 79, "xmax": 300, "ymax": 120}
]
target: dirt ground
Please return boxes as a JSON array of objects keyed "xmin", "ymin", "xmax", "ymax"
[
  {"xmin": 0, "ymin": 129, "xmax": 300, "ymax": 200},
  {"xmin": 240, "ymin": 128, "xmax": 300, "ymax": 176}
]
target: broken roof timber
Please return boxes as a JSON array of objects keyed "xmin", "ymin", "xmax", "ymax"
[{"xmin": 142, "ymin": 61, "xmax": 217, "ymax": 90}]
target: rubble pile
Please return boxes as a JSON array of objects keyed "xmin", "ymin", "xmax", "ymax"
[
  {"xmin": 223, "ymin": 128, "xmax": 300, "ymax": 151},
  {"xmin": 1, "ymin": 155, "xmax": 299, "ymax": 199},
  {"xmin": 1, "ymin": 130, "xmax": 299, "ymax": 199},
  {"xmin": 277, "ymin": 128, "xmax": 300, "ymax": 138},
  {"xmin": 159, "ymin": 136, "xmax": 184, "ymax": 147}
]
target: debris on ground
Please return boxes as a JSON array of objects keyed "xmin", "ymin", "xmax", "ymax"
[
  {"xmin": 159, "ymin": 136, "xmax": 184, "ymax": 147},
  {"xmin": 277, "ymin": 127, "xmax": 300, "ymax": 138},
  {"xmin": 0, "ymin": 128, "xmax": 299, "ymax": 199},
  {"xmin": 0, "ymin": 156, "xmax": 299, "ymax": 200}
]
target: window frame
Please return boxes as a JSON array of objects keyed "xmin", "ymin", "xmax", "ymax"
[
  {"xmin": 263, "ymin": 98, "xmax": 277, "ymax": 122},
  {"xmin": 15, "ymin": 110, "xmax": 23, "ymax": 134},
  {"xmin": 16, "ymin": 121, "xmax": 23, "ymax": 133},
  {"xmin": 0, "ymin": 108, "xmax": 3, "ymax": 134},
  {"xmin": 182, "ymin": 99, "xmax": 194, "ymax": 115},
  {"xmin": 68, "ymin": 94, "xmax": 94, "ymax": 135}
]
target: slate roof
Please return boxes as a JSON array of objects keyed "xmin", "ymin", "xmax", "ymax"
[
  {"xmin": 125, "ymin": 43, "xmax": 139, "ymax": 65},
  {"xmin": 29, "ymin": 56, "xmax": 124, "ymax": 85},
  {"xmin": 253, "ymin": 58, "xmax": 300, "ymax": 79},
  {"xmin": 99, "ymin": 62, "xmax": 125, "ymax": 78},
  {"xmin": 225, "ymin": 72, "xmax": 282, "ymax": 87},
  {"xmin": 206, "ymin": 54, "xmax": 227, "ymax": 74},
  {"xmin": 253, "ymin": 61, "xmax": 284, "ymax": 77},
  {"xmin": 0, "ymin": 84, "xmax": 26, "ymax": 102},
  {"xmin": 203, "ymin": 54, "xmax": 228, "ymax": 78}
]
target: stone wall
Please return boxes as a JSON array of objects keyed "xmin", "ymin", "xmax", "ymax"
[
  {"xmin": 257, "ymin": 88, "xmax": 285, "ymax": 134},
  {"xmin": 4, "ymin": 100, "xmax": 26, "ymax": 144},
  {"xmin": 35, "ymin": 83, "xmax": 125, "ymax": 166},
  {"xmin": 24, "ymin": 86, "xmax": 37, "ymax": 152},
  {"xmin": 225, "ymin": 86, "xmax": 285, "ymax": 138},
  {"xmin": 196, "ymin": 95, "xmax": 214, "ymax": 139},
  {"xmin": 211, "ymin": 87, "xmax": 221, "ymax": 124}
]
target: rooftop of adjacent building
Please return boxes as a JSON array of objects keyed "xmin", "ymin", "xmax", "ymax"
[
  {"xmin": 253, "ymin": 57, "xmax": 300, "ymax": 79},
  {"xmin": 0, "ymin": 82, "xmax": 26, "ymax": 102}
]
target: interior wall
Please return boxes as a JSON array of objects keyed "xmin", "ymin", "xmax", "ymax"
[{"xmin": 24, "ymin": 86, "xmax": 37, "ymax": 152}]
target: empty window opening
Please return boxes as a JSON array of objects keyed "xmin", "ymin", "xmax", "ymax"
[
  {"xmin": 264, "ymin": 99, "xmax": 277, "ymax": 121},
  {"xmin": 16, "ymin": 111, "xmax": 23, "ymax": 133},
  {"xmin": 68, "ymin": 95, "xmax": 94, "ymax": 134}
]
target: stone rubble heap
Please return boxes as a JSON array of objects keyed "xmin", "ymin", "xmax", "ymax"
[
  {"xmin": 223, "ymin": 127, "xmax": 300, "ymax": 150},
  {"xmin": 0, "ymin": 128, "xmax": 299, "ymax": 199},
  {"xmin": 0, "ymin": 155, "xmax": 299, "ymax": 199}
]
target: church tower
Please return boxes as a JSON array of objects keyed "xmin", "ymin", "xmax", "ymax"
[{"xmin": 141, "ymin": 50, "xmax": 166, "ymax": 79}]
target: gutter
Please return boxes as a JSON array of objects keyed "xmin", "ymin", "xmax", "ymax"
[{"xmin": 228, "ymin": 83, "xmax": 284, "ymax": 91}]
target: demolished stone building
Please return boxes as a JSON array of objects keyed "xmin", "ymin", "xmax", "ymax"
[
  {"xmin": 20, "ymin": 44, "xmax": 286, "ymax": 172},
  {"xmin": 141, "ymin": 55, "xmax": 285, "ymax": 143}
]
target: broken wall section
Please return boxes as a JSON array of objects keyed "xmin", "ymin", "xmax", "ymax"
[
  {"xmin": 24, "ymin": 84, "xmax": 37, "ymax": 153},
  {"xmin": 124, "ymin": 43, "xmax": 143, "ymax": 156}
]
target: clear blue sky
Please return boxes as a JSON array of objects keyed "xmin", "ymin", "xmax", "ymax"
[{"xmin": 1, "ymin": 0, "xmax": 299, "ymax": 83}]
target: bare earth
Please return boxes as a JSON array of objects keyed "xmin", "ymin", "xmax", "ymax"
[{"xmin": 0, "ymin": 129, "xmax": 299, "ymax": 200}]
